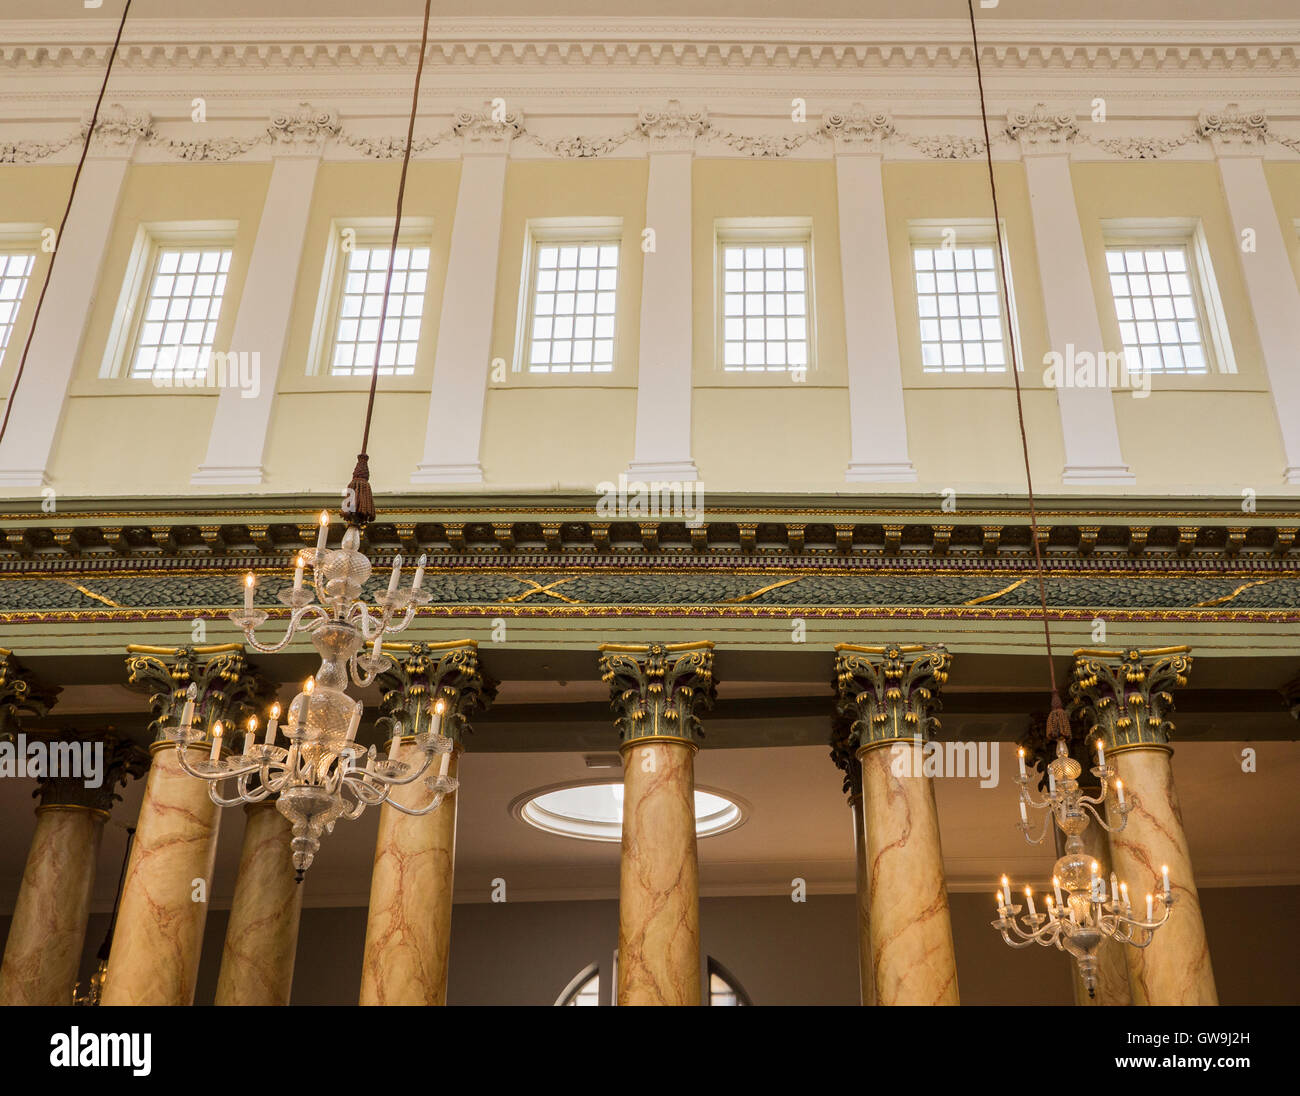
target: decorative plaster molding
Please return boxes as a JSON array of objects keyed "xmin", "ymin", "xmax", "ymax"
[
  {"xmin": 83, "ymin": 103, "xmax": 153, "ymax": 153},
  {"xmin": 905, "ymin": 133, "xmax": 989, "ymax": 160},
  {"xmin": 637, "ymin": 100, "xmax": 707, "ymax": 151},
  {"xmin": 266, "ymin": 101, "xmax": 340, "ymax": 151},
  {"xmin": 1005, "ymin": 103, "xmax": 1079, "ymax": 147},
  {"xmin": 523, "ymin": 131, "xmax": 634, "ymax": 159},
  {"xmin": 822, "ymin": 104, "xmax": 896, "ymax": 152},
  {"xmin": 0, "ymin": 133, "xmax": 76, "ymax": 164},
  {"xmin": 1197, "ymin": 102, "xmax": 1270, "ymax": 147},
  {"xmin": 453, "ymin": 106, "xmax": 524, "ymax": 145},
  {"xmin": 336, "ymin": 131, "xmax": 449, "ymax": 159},
  {"xmin": 1079, "ymin": 132, "xmax": 1196, "ymax": 160}
]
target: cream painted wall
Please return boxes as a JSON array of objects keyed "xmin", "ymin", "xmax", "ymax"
[
  {"xmin": 0, "ymin": 166, "xmax": 64, "ymax": 402},
  {"xmin": 1, "ymin": 154, "xmax": 1298, "ymax": 499}
]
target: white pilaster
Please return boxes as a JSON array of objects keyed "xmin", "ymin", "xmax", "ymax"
[
  {"xmin": 192, "ymin": 106, "xmax": 336, "ymax": 486},
  {"xmin": 825, "ymin": 107, "xmax": 917, "ymax": 483},
  {"xmin": 625, "ymin": 101, "xmax": 704, "ymax": 481},
  {"xmin": 0, "ymin": 107, "xmax": 150, "ymax": 488},
  {"xmin": 1199, "ymin": 106, "xmax": 1300, "ymax": 485},
  {"xmin": 1012, "ymin": 107, "xmax": 1134, "ymax": 486},
  {"xmin": 410, "ymin": 107, "xmax": 519, "ymax": 485}
]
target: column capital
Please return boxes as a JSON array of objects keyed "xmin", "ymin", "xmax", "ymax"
[
  {"xmin": 1197, "ymin": 103, "xmax": 1269, "ymax": 157},
  {"xmin": 83, "ymin": 103, "xmax": 153, "ymax": 160},
  {"xmin": 821, "ymin": 104, "xmax": 894, "ymax": 154},
  {"xmin": 637, "ymin": 100, "xmax": 707, "ymax": 152},
  {"xmin": 453, "ymin": 104, "xmax": 523, "ymax": 154},
  {"xmin": 1069, "ymin": 646, "xmax": 1192, "ymax": 754},
  {"xmin": 598, "ymin": 641, "xmax": 716, "ymax": 749},
  {"xmin": 375, "ymin": 640, "xmax": 496, "ymax": 748},
  {"xmin": 1006, "ymin": 102, "xmax": 1079, "ymax": 156},
  {"xmin": 829, "ymin": 712, "xmax": 862, "ymax": 802},
  {"xmin": 265, "ymin": 100, "xmax": 339, "ymax": 158},
  {"xmin": 833, "ymin": 642, "xmax": 951, "ymax": 754},
  {"xmin": 0, "ymin": 649, "xmax": 61, "ymax": 740},
  {"xmin": 25, "ymin": 728, "xmax": 148, "ymax": 817},
  {"xmin": 123, "ymin": 644, "xmax": 275, "ymax": 748}
]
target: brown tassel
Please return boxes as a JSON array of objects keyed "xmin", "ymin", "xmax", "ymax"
[
  {"xmin": 342, "ymin": 453, "xmax": 377, "ymax": 526},
  {"xmin": 1044, "ymin": 690, "xmax": 1071, "ymax": 742}
]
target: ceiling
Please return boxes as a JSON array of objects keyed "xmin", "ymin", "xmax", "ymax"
[
  {"xmin": 1, "ymin": 1, "xmax": 1295, "ymax": 21},
  {"xmin": 2, "ymin": 738, "xmax": 1295, "ymax": 919}
]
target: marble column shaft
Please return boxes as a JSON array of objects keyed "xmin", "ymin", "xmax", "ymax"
[
  {"xmin": 359, "ymin": 748, "xmax": 460, "ymax": 1006},
  {"xmin": 848, "ymin": 791, "xmax": 875, "ymax": 1007},
  {"xmin": 1109, "ymin": 747, "xmax": 1217, "ymax": 1005},
  {"xmin": 617, "ymin": 738, "xmax": 700, "ymax": 1006},
  {"xmin": 102, "ymin": 745, "xmax": 221, "ymax": 1006},
  {"xmin": 214, "ymin": 800, "xmax": 304, "ymax": 1006},
  {"xmin": 0, "ymin": 806, "xmax": 104, "ymax": 1006},
  {"xmin": 859, "ymin": 740, "xmax": 959, "ymax": 1005}
]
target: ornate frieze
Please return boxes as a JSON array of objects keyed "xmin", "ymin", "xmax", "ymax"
[
  {"xmin": 1006, "ymin": 103, "xmax": 1079, "ymax": 148},
  {"xmin": 833, "ymin": 643, "xmax": 951, "ymax": 752},
  {"xmin": 84, "ymin": 104, "xmax": 153, "ymax": 155},
  {"xmin": 637, "ymin": 101, "xmax": 707, "ymax": 151},
  {"xmin": 375, "ymin": 640, "xmax": 496, "ymax": 747},
  {"xmin": 123, "ymin": 644, "xmax": 275, "ymax": 746},
  {"xmin": 453, "ymin": 106, "xmax": 524, "ymax": 145},
  {"xmin": 1197, "ymin": 102, "xmax": 1270, "ymax": 149},
  {"xmin": 598, "ymin": 641, "xmax": 716, "ymax": 747},
  {"xmin": 267, "ymin": 101, "xmax": 340, "ymax": 151},
  {"xmin": 1069, "ymin": 646, "xmax": 1193, "ymax": 753}
]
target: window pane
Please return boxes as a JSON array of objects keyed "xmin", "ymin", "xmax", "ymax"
[
  {"xmin": 0, "ymin": 253, "xmax": 35, "ymax": 356},
  {"xmin": 527, "ymin": 240, "xmax": 619, "ymax": 373},
  {"xmin": 913, "ymin": 243, "xmax": 1007, "ymax": 373},
  {"xmin": 1103, "ymin": 245, "xmax": 1207, "ymax": 375},
  {"xmin": 720, "ymin": 241, "xmax": 810, "ymax": 373},
  {"xmin": 329, "ymin": 232, "xmax": 429, "ymax": 377},
  {"xmin": 128, "ymin": 247, "xmax": 232, "ymax": 381}
]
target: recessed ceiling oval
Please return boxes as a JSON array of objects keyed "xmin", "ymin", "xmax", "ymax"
[{"xmin": 510, "ymin": 779, "xmax": 747, "ymax": 843}]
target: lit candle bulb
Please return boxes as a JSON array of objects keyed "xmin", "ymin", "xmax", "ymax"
[
  {"xmin": 265, "ymin": 702, "xmax": 280, "ymax": 746},
  {"xmin": 1018, "ymin": 798, "xmax": 1028, "ymax": 825},
  {"xmin": 1096, "ymin": 737, "xmax": 1106, "ymax": 769},
  {"xmin": 1048, "ymin": 769, "xmax": 1056, "ymax": 796},
  {"xmin": 1161, "ymin": 864, "xmax": 1170, "ymax": 897},
  {"xmin": 1110, "ymin": 872, "xmax": 1119, "ymax": 906},
  {"xmin": 1046, "ymin": 895, "xmax": 1057, "ymax": 921},
  {"xmin": 1001, "ymin": 875, "xmax": 1012, "ymax": 908},
  {"xmin": 209, "ymin": 720, "xmax": 223, "ymax": 761},
  {"xmin": 387, "ymin": 554, "xmax": 403, "ymax": 597},
  {"xmin": 1024, "ymin": 887, "xmax": 1037, "ymax": 919},
  {"xmin": 412, "ymin": 553, "xmax": 427, "ymax": 593},
  {"xmin": 1115, "ymin": 778, "xmax": 1125, "ymax": 807},
  {"xmin": 293, "ymin": 554, "xmax": 305, "ymax": 593},
  {"xmin": 244, "ymin": 572, "xmax": 255, "ymax": 611},
  {"xmin": 1052, "ymin": 875, "xmax": 1064, "ymax": 906},
  {"xmin": 345, "ymin": 702, "xmax": 362, "ymax": 743},
  {"xmin": 316, "ymin": 510, "xmax": 329, "ymax": 553},
  {"xmin": 1146, "ymin": 893, "xmax": 1154, "ymax": 920},
  {"xmin": 1120, "ymin": 881, "xmax": 1130, "ymax": 909},
  {"xmin": 243, "ymin": 715, "xmax": 258, "ymax": 756},
  {"xmin": 1090, "ymin": 861, "xmax": 1100, "ymax": 901},
  {"xmin": 1017, "ymin": 747, "xmax": 1026, "ymax": 779},
  {"xmin": 996, "ymin": 887, "xmax": 1006, "ymax": 913},
  {"xmin": 430, "ymin": 697, "xmax": 446, "ymax": 737}
]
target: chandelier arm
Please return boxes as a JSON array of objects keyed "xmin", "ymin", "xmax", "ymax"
[
  {"xmin": 364, "ymin": 752, "xmax": 438, "ymax": 788},
  {"xmin": 383, "ymin": 790, "xmax": 448, "ymax": 817},
  {"xmin": 1078, "ymin": 798, "xmax": 1126, "ymax": 834},
  {"xmin": 1017, "ymin": 783, "xmax": 1052, "ymax": 811},
  {"xmin": 384, "ymin": 604, "xmax": 419, "ymax": 634}
]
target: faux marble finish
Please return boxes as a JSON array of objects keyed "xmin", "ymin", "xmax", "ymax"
[
  {"xmin": 101, "ymin": 746, "xmax": 221, "ymax": 1006},
  {"xmin": 859, "ymin": 742, "xmax": 959, "ymax": 1005},
  {"xmin": 359, "ymin": 747, "xmax": 459, "ymax": 1006},
  {"xmin": 1109, "ymin": 748, "xmax": 1218, "ymax": 1005},
  {"xmin": 849, "ymin": 793, "xmax": 875, "ymax": 1006},
  {"xmin": 618, "ymin": 739, "xmax": 700, "ymax": 1006},
  {"xmin": 0, "ymin": 807, "xmax": 104, "ymax": 1006},
  {"xmin": 1056, "ymin": 823, "xmax": 1131, "ymax": 1006},
  {"xmin": 214, "ymin": 801, "xmax": 303, "ymax": 1006}
]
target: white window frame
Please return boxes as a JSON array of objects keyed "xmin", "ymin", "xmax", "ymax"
[
  {"xmin": 714, "ymin": 217, "xmax": 816, "ymax": 377},
  {"xmin": 513, "ymin": 217, "xmax": 623, "ymax": 377},
  {"xmin": 306, "ymin": 217, "xmax": 436, "ymax": 379},
  {"xmin": 907, "ymin": 219, "xmax": 1021, "ymax": 376},
  {"xmin": 0, "ymin": 223, "xmax": 43, "ymax": 368},
  {"xmin": 1100, "ymin": 218, "xmax": 1236, "ymax": 375},
  {"xmin": 98, "ymin": 221, "xmax": 238, "ymax": 380}
]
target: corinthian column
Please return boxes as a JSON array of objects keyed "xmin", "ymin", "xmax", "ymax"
[
  {"xmin": 835, "ymin": 643, "xmax": 958, "ymax": 1005},
  {"xmin": 214, "ymin": 801, "xmax": 303, "ymax": 1006},
  {"xmin": 599, "ymin": 641, "xmax": 716, "ymax": 1005},
  {"xmin": 830, "ymin": 718, "xmax": 874, "ymax": 1005},
  {"xmin": 360, "ymin": 642, "xmax": 494, "ymax": 1006},
  {"xmin": 102, "ymin": 645, "xmax": 271, "ymax": 1006},
  {"xmin": 1071, "ymin": 646, "xmax": 1216, "ymax": 1005}
]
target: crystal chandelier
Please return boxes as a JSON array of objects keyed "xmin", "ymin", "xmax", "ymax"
[
  {"xmin": 991, "ymin": 734, "xmax": 1174, "ymax": 997},
  {"xmin": 171, "ymin": 515, "xmax": 457, "ymax": 879},
  {"xmin": 171, "ymin": 0, "xmax": 448, "ymax": 880}
]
